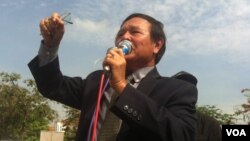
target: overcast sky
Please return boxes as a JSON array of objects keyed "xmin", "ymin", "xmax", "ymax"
[{"xmin": 1, "ymin": 0, "xmax": 250, "ymax": 118}]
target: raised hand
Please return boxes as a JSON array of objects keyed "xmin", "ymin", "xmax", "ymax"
[{"xmin": 39, "ymin": 13, "xmax": 65, "ymax": 48}]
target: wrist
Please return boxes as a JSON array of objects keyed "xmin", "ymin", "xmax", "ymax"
[
  {"xmin": 111, "ymin": 80, "xmax": 127, "ymax": 94},
  {"xmin": 42, "ymin": 39, "xmax": 60, "ymax": 48},
  {"xmin": 42, "ymin": 40, "xmax": 52, "ymax": 48}
]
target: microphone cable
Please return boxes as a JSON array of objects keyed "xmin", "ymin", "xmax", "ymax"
[
  {"xmin": 87, "ymin": 72, "xmax": 110, "ymax": 141},
  {"xmin": 87, "ymin": 40, "xmax": 132, "ymax": 141}
]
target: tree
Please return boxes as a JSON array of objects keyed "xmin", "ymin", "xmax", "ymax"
[
  {"xmin": 63, "ymin": 105, "xmax": 80, "ymax": 141},
  {"xmin": 234, "ymin": 89, "xmax": 250, "ymax": 124},
  {"xmin": 196, "ymin": 105, "xmax": 236, "ymax": 124},
  {"xmin": 0, "ymin": 72, "xmax": 58, "ymax": 141}
]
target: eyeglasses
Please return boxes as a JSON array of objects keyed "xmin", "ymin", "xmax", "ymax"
[{"xmin": 61, "ymin": 12, "xmax": 73, "ymax": 25}]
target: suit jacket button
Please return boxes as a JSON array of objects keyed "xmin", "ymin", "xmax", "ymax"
[
  {"xmin": 132, "ymin": 111, "xmax": 138, "ymax": 117},
  {"xmin": 128, "ymin": 108, "xmax": 133, "ymax": 114},
  {"xmin": 137, "ymin": 114, "xmax": 142, "ymax": 121},
  {"xmin": 123, "ymin": 105, "xmax": 129, "ymax": 111}
]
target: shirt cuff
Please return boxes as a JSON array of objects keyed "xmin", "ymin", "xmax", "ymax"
[{"xmin": 38, "ymin": 40, "xmax": 59, "ymax": 67}]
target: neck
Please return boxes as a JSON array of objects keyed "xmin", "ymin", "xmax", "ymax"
[{"xmin": 126, "ymin": 65, "xmax": 155, "ymax": 77}]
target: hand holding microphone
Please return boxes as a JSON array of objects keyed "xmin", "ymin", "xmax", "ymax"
[
  {"xmin": 103, "ymin": 40, "xmax": 133, "ymax": 94},
  {"xmin": 103, "ymin": 40, "xmax": 133, "ymax": 72}
]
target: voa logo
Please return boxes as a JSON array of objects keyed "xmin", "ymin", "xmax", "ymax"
[{"xmin": 226, "ymin": 129, "xmax": 246, "ymax": 136}]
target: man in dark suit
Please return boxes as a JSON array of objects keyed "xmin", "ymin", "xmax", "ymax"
[{"xmin": 28, "ymin": 13, "xmax": 197, "ymax": 141}]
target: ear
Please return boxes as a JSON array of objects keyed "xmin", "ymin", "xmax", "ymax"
[{"xmin": 153, "ymin": 39, "xmax": 164, "ymax": 54}]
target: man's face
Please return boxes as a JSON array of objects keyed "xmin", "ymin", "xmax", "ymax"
[{"xmin": 116, "ymin": 17, "xmax": 160, "ymax": 72}]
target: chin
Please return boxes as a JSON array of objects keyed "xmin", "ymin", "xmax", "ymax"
[{"xmin": 125, "ymin": 53, "xmax": 135, "ymax": 60}]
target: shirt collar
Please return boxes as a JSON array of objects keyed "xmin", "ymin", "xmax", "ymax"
[{"xmin": 130, "ymin": 66, "xmax": 154, "ymax": 83}]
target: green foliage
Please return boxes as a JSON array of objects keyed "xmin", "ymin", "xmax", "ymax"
[
  {"xmin": 197, "ymin": 105, "xmax": 236, "ymax": 124},
  {"xmin": 0, "ymin": 72, "xmax": 58, "ymax": 141},
  {"xmin": 63, "ymin": 105, "xmax": 80, "ymax": 141},
  {"xmin": 234, "ymin": 89, "xmax": 250, "ymax": 124}
]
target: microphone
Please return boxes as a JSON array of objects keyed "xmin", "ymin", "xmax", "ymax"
[
  {"xmin": 103, "ymin": 40, "xmax": 133, "ymax": 72},
  {"xmin": 118, "ymin": 40, "xmax": 133, "ymax": 55}
]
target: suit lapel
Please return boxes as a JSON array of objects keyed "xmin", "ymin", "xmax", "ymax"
[{"xmin": 137, "ymin": 68, "xmax": 160, "ymax": 96}]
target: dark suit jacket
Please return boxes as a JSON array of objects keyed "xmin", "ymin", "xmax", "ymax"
[{"xmin": 28, "ymin": 56, "xmax": 198, "ymax": 141}]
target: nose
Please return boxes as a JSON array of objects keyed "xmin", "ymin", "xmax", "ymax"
[
  {"xmin": 119, "ymin": 30, "xmax": 132, "ymax": 40},
  {"xmin": 122, "ymin": 31, "xmax": 131, "ymax": 39},
  {"xmin": 116, "ymin": 31, "xmax": 131, "ymax": 45}
]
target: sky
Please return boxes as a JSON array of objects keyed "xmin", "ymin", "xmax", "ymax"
[{"xmin": 1, "ymin": 0, "xmax": 250, "ymax": 120}]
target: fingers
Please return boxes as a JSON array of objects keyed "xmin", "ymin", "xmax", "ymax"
[
  {"xmin": 39, "ymin": 13, "xmax": 64, "ymax": 36},
  {"xmin": 103, "ymin": 48, "xmax": 125, "ymax": 67},
  {"xmin": 107, "ymin": 48, "xmax": 123, "ymax": 58},
  {"xmin": 51, "ymin": 13, "xmax": 64, "ymax": 26},
  {"xmin": 40, "ymin": 19, "xmax": 51, "ymax": 38},
  {"xmin": 104, "ymin": 48, "xmax": 122, "ymax": 64},
  {"xmin": 39, "ymin": 12, "xmax": 65, "ymax": 47}
]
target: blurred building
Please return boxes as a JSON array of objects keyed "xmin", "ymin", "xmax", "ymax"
[{"xmin": 40, "ymin": 122, "xmax": 65, "ymax": 141}]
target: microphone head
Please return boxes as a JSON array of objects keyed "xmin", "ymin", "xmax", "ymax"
[
  {"xmin": 118, "ymin": 40, "xmax": 132, "ymax": 55},
  {"xmin": 103, "ymin": 40, "xmax": 133, "ymax": 73}
]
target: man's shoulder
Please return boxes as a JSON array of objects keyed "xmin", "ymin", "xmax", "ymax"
[
  {"xmin": 158, "ymin": 75, "xmax": 195, "ymax": 86},
  {"xmin": 86, "ymin": 70, "xmax": 105, "ymax": 80}
]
